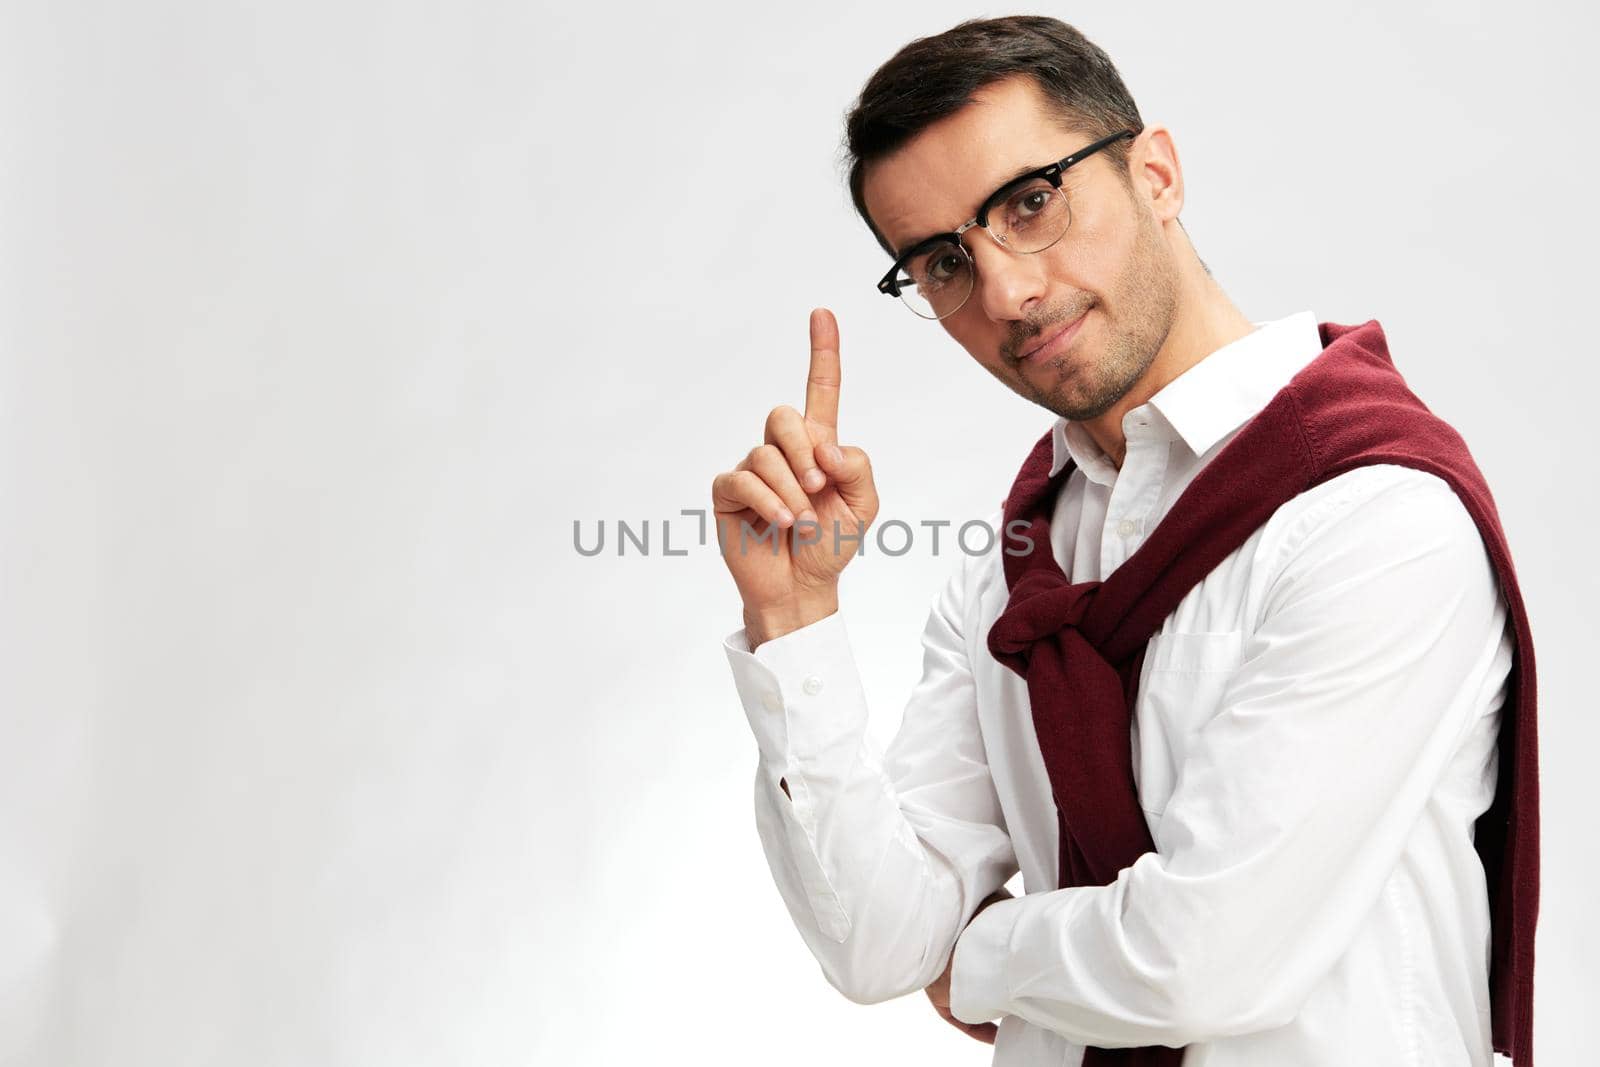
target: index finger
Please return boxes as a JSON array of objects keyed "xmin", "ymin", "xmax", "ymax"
[{"xmin": 805, "ymin": 307, "xmax": 841, "ymax": 430}]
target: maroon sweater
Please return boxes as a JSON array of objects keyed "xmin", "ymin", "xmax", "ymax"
[{"xmin": 986, "ymin": 319, "xmax": 1538, "ymax": 1064}]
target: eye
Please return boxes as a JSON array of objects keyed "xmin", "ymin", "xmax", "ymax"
[
  {"xmin": 928, "ymin": 250, "xmax": 965, "ymax": 281},
  {"xmin": 1005, "ymin": 182, "xmax": 1056, "ymax": 224},
  {"xmin": 1018, "ymin": 189, "xmax": 1051, "ymax": 216},
  {"xmin": 907, "ymin": 242, "xmax": 967, "ymax": 288}
]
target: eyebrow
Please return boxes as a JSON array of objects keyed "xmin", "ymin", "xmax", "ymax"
[{"xmin": 892, "ymin": 157, "xmax": 1056, "ymax": 259}]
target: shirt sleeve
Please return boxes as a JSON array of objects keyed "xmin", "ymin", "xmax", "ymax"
[
  {"xmin": 948, "ymin": 467, "xmax": 1514, "ymax": 1046},
  {"xmin": 723, "ymin": 545, "xmax": 1019, "ymax": 1004}
]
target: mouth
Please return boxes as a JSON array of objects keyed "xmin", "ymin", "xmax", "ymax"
[{"xmin": 1019, "ymin": 310, "xmax": 1090, "ymax": 365}]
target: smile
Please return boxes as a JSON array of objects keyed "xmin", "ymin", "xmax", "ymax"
[{"xmin": 1021, "ymin": 312, "xmax": 1089, "ymax": 365}]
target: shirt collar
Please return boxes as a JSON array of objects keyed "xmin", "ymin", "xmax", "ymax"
[{"xmin": 1049, "ymin": 310, "xmax": 1324, "ymax": 482}]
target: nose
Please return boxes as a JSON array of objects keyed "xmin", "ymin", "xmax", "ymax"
[{"xmin": 965, "ymin": 229, "xmax": 1047, "ymax": 323}]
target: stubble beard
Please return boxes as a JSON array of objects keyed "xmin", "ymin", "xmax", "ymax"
[{"xmin": 1019, "ymin": 205, "xmax": 1179, "ymax": 422}]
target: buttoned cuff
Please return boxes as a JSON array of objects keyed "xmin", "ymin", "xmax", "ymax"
[
  {"xmin": 949, "ymin": 895, "xmax": 1020, "ymax": 1025},
  {"xmin": 722, "ymin": 610, "xmax": 869, "ymax": 769}
]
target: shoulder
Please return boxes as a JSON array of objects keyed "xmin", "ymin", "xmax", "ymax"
[
  {"xmin": 1253, "ymin": 462, "xmax": 1496, "ymax": 620},
  {"xmin": 1267, "ymin": 462, "xmax": 1477, "ymax": 551},
  {"xmin": 942, "ymin": 503, "xmax": 1009, "ymax": 605},
  {"xmin": 921, "ymin": 504, "xmax": 1010, "ymax": 649}
]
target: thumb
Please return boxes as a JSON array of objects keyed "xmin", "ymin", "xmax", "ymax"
[{"xmin": 816, "ymin": 442, "xmax": 876, "ymax": 518}]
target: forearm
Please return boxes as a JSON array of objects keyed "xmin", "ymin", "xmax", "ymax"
[{"xmin": 948, "ymin": 855, "xmax": 1280, "ymax": 1047}]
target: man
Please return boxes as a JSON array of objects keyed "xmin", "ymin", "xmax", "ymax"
[{"xmin": 709, "ymin": 15, "xmax": 1535, "ymax": 1066}]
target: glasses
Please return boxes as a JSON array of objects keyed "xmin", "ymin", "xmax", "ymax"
[{"xmin": 876, "ymin": 129, "xmax": 1137, "ymax": 320}]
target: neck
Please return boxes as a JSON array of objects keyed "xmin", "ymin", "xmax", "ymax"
[{"xmin": 1083, "ymin": 261, "xmax": 1255, "ymax": 469}]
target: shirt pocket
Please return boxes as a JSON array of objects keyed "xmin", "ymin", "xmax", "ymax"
[{"xmin": 1135, "ymin": 629, "xmax": 1245, "ymax": 818}]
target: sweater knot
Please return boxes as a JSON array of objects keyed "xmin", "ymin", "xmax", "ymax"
[{"xmin": 986, "ymin": 568, "xmax": 1104, "ymax": 667}]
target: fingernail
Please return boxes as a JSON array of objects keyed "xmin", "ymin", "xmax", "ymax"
[
  {"xmin": 821, "ymin": 443, "xmax": 843, "ymax": 465},
  {"xmin": 776, "ymin": 507, "xmax": 794, "ymax": 526},
  {"xmin": 805, "ymin": 469, "xmax": 825, "ymax": 491}
]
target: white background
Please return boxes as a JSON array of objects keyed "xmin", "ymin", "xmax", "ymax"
[{"xmin": 1, "ymin": 1, "xmax": 1593, "ymax": 1064}]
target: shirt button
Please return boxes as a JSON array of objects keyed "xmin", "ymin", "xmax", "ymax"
[
  {"xmin": 1117, "ymin": 518, "xmax": 1137, "ymax": 537},
  {"xmin": 802, "ymin": 675, "xmax": 824, "ymax": 696},
  {"xmin": 762, "ymin": 692, "xmax": 783, "ymax": 713}
]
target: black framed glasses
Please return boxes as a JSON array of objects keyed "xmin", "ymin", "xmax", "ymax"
[{"xmin": 876, "ymin": 128, "xmax": 1138, "ymax": 320}]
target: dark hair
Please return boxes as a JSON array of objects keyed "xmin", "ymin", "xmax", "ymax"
[{"xmin": 842, "ymin": 16, "xmax": 1146, "ymax": 259}]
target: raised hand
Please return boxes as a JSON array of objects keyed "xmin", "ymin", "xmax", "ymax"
[{"xmin": 711, "ymin": 308, "xmax": 880, "ymax": 648}]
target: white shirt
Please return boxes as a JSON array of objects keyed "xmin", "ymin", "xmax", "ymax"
[{"xmin": 722, "ymin": 310, "xmax": 1515, "ymax": 1066}]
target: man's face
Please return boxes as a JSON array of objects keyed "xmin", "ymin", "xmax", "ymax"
[{"xmin": 861, "ymin": 75, "xmax": 1179, "ymax": 422}]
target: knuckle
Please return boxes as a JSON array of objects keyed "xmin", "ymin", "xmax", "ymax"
[{"xmin": 765, "ymin": 404, "xmax": 797, "ymax": 431}]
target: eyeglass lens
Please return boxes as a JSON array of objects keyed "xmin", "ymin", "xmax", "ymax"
[{"xmin": 896, "ymin": 179, "xmax": 1072, "ymax": 319}]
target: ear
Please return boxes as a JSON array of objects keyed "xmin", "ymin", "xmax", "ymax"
[{"xmin": 1129, "ymin": 125, "xmax": 1184, "ymax": 225}]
